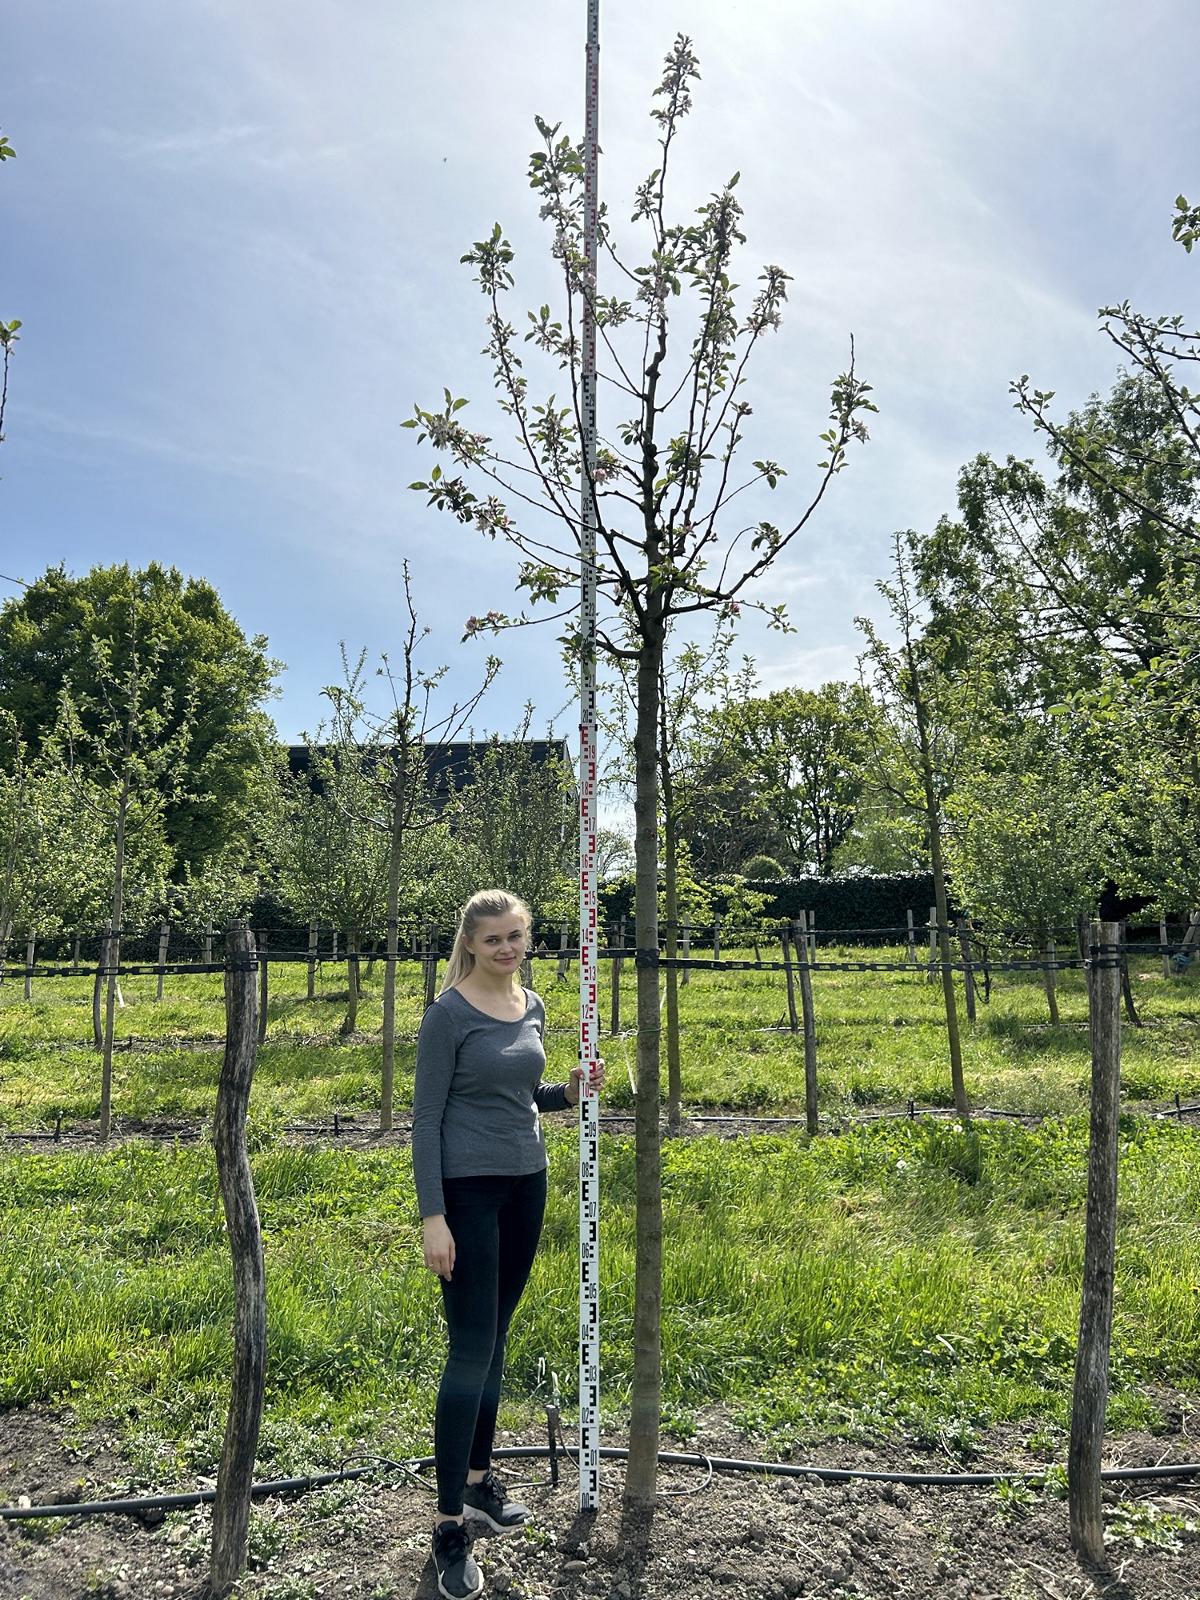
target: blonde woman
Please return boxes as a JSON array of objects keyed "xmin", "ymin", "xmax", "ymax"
[{"xmin": 413, "ymin": 889, "xmax": 604, "ymax": 1600}]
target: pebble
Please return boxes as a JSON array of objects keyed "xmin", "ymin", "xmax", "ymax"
[{"xmin": 564, "ymin": 1559, "xmax": 589, "ymax": 1571}]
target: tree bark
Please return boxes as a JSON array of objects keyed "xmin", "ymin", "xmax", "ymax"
[
  {"xmin": 341, "ymin": 929, "xmax": 360, "ymax": 1035},
  {"xmin": 663, "ymin": 793, "xmax": 682, "ymax": 1137},
  {"xmin": 307, "ymin": 918, "xmax": 317, "ymax": 1002},
  {"xmin": 1044, "ymin": 939, "xmax": 1060, "ymax": 1024},
  {"xmin": 100, "ymin": 771, "xmax": 131, "ymax": 1144},
  {"xmin": 956, "ymin": 916, "xmax": 976, "ymax": 1025},
  {"xmin": 1068, "ymin": 920, "xmax": 1121, "ymax": 1568},
  {"xmin": 23, "ymin": 931, "xmax": 34, "ymax": 1002},
  {"xmin": 209, "ymin": 925, "xmax": 266, "ymax": 1599},
  {"xmin": 155, "ymin": 920, "xmax": 169, "ymax": 1003},
  {"xmin": 626, "ymin": 618, "xmax": 664, "ymax": 1506}
]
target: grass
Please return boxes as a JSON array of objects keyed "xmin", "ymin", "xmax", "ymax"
[
  {"xmin": 1, "ymin": 942, "xmax": 1196, "ymax": 1129},
  {"xmin": 0, "ymin": 942, "xmax": 1197, "ymax": 1481},
  {"xmin": 1, "ymin": 1117, "xmax": 1199, "ymax": 1480}
]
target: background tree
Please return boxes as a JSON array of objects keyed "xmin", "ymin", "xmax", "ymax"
[
  {"xmin": 323, "ymin": 570, "xmax": 498, "ymax": 1129},
  {"xmin": 266, "ymin": 746, "xmax": 390, "ymax": 1037},
  {"xmin": 405, "ymin": 36, "xmax": 874, "ymax": 1500},
  {"xmin": 857, "ymin": 532, "xmax": 991, "ymax": 1120},
  {"xmin": 442, "ymin": 712, "xmax": 576, "ymax": 923},
  {"xmin": 0, "ymin": 127, "xmax": 18, "ymax": 457},
  {"xmin": 692, "ymin": 679, "xmax": 875, "ymax": 875},
  {"xmin": 0, "ymin": 563, "xmax": 278, "ymax": 879},
  {"xmin": 55, "ymin": 611, "xmax": 184, "ymax": 1139},
  {"xmin": 944, "ymin": 717, "xmax": 1120, "ymax": 1019}
]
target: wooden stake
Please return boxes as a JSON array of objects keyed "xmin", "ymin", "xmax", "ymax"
[
  {"xmin": 1068, "ymin": 920, "xmax": 1122, "ymax": 1567},
  {"xmin": 1161, "ymin": 913, "xmax": 1171, "ymax": 980},
  {"xmin": 24, "ymin": 932, "xmax": 34, "ymax": 1001},
  {"xmin": 256, "ymin": 931, "xmax": 268, "ymax": 1046},
  {"xmin": 782, "ymin": 926, "xmax": 799, "ymax": 1034},
  {"xmin": 1119, "ymin": 920, "xmax": 1141, "ymax": 1028},
  {"xmin": 557, "ymin": 919, "xmax": 570, "ymax": 982},
  {"xmin": 957, "ymin": 916, "xmax": 976, "ymax": 1024},
  {"xmin": 713, "ymin": 913, "xmax": 722, "ymax": 964},
  {"xmin": 155, "ymin": 920, "xmax": 169, "ymax": 1003},
  {"xmin": 610, "ymin": 918, "xmax": 624, "ymax": 1036},
  {"xmin": 307, "ymin": 919, "xmax": 317, "ymax": 1001},
  {"xmin": 906, "ymin": 908, "xmax": 916, "ymax": 966},
  {"xmin": 680, "ymin": 918, "xmax": 691, "ymax": 986},
  {"xmin": 795, "ymin": 914, "xmax": 819, "ymax": 1138},
  {"xmin": 1044, "ymin": 938, "xmax": 1060, "ymax": 1024},
  {"xmin": 927, "ymin": 905, "xmax": 937, "ymax": 983},
  {"xmin": 209, "ymin": 925, "xmax": 266, "ymax": 1599}
]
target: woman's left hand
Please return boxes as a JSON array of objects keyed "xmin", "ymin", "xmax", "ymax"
[{"xmin": 567, "ymin": 1056, "xmax": 605, "ymax": 1105}]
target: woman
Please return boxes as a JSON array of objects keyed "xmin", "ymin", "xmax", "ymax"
[{"xmin": 413, "ymin": 888, "xmax": 604, "ymax": 1600}]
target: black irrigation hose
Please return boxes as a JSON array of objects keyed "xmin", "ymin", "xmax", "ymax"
[{"xmin": 6, "ymin": 1444, "xmax": 1200, "ymax": 1521}]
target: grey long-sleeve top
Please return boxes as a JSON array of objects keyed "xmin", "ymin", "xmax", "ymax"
[{"xmin": 411, "ymin": 986, "xmax": 571, "ymax": 1219}]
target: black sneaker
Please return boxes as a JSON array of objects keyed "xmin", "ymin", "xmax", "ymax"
[
  {"xmin": 461, "ymin": 1468, "xmax": 532, "ymax": 1533},
  {"xmin": 432, "ymin": 1519, "xmax": 484, "ymax": 1600}
]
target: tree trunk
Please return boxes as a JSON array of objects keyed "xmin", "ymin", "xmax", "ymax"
[
  {"xmin": 93, "ymin": 924, "xmax": 108, "ymax": 1052},
  {"xmin": 380, "ymin": 758, "xmax": 409, "ymax": 1132},
  {"xmin": 626, "ymin": 624, "xmax": 664, "ymax": 1506},
  {"xmin": 795, "ymin": 914, "xmax": 819, "ymax": 1137},
  {"xmin": 956, "ymin": 916, "xmax": 976, "ymax": 1024},
  {"xmin": 1118, "ymin": 921, "xmax": 1141, "ymax": 1028},
  {"xmin": 23, "ymin": 931, "xmax": 34, "ymax": 1001},
  {"xmin": 155, "ymin": 920, "xmax": 169, "ymax": 1003},
  {"xmin": 209, "ymin": 925, "xmax": 266, "ymax": 1598},
  {"xmin": 909, "ymin": 656, "xmax": 968, "ymax": 1120},
  {"xmin": 1044, "ymin": 939, "xmax": 1060, "ymax": 1024},
  {"xmin": 610, "ymin": 917, "xmax": 624, "ymax": 1036},
  {"xmin": 307, "ymin": 918, "xmax": 317, "ymax": 1001},
  {"xmin": 100, "ymin": 776, "xmax": 131, "ymax": 1144},
  {"xmin": 341, "ymin": 929, "xmax": 360, "ymax": 1036},
  {"xmin": 1068, "ymin": 920, "xmax": 1122, "ymax": 1567}
]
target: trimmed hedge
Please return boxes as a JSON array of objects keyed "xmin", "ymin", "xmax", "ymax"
[{"xmin": 598, "ymin": 871, "xmax": 941, "ymax": 933}]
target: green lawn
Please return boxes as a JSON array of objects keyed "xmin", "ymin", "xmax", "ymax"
[
  {"xmin": 1, "ymin": 942, "xmax": 1197, "ymax": 1482},
  {"xmin": 0, "ymin": 942, "xmax": 1195, "ymax": 1129}
]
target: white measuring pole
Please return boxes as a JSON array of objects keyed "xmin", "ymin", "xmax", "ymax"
[{"xmin": 577, "ymin": 0, "xmax": 602, "ymax": 1514}]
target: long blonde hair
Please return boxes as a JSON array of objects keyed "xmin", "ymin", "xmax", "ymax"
[{"xmin": 440, "ymin": 889, "xmax": 533, "ymax": 994}]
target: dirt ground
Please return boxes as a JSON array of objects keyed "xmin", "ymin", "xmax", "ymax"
[{"xmin": 2, "ymin": 1406, "xmax": 1199, "ymax": 1600}]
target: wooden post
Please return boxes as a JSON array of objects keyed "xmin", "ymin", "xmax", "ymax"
[
  {"xmin": 203, "ymin": 917, "xmax": 214, "ymax": 967},
  {"xmin": 906, "ymin": 908, "xmax": 916, "ymax": 966},
  {"xmin": 807, "ymin": 914, "xmax": 817, "ymax": 961},
  {"xmin": 1044, "ymin": 938, "xmax": 1060, "ymax": 1024},
  {"xmin": 425, "ymin": 928, "xmax": 440, "ymax": 1010},
  {"xmin": 256, "ymin": 930, "xmax": 269, "ymax": 1046},
  {"xmin": 209, "ymin": 925, "xmax": 266, "ymax": 1599},
  {"xmin": 331, "ymin": 927, "xmax": 339, "ymax": 963},
  {"xmin": 24, "ymin": 932, "xmax": 34, "ymax": 1001},
  {"xmin": 155, "ymin": 920, "xmax": 170, "ymax": 1003},
  {"xmin": 926, "ymin": 905, "xmax": 937, "ymax": 983},
  {"xmin": 610, "ymin": 918, "xmax": 624, "ymax": 1036},
  {"xmin": 72, "ymin": 933, "xmax": 80, "ymax": 973},
  {"xmin": 681, "ymin": 918, "xmax": 691, "ymax": 987},
  {"xmin": 957, "ymin": 916, "xmax": 976, "ymax": 1025},
  {"xmin": 306, "ymin": 919, "xmax": 317, "ymax": 1001},
  {"xmin": 1068, "ymin": 920, "xmax": 1122, "ymax": 1567},
  {"xmin": 795, "ymin": 914, "xmax": 819, "ymax": 1138},
  {"xmin": 557, "ymin": 919, "xmax": 570, "ymax": 982},
  {"xmin": 781, "ymin": 926, "xmax": 799, "ymax": 1034},
  {"xmin": 713, "ymin": 914, "xmax": 721, "ymax": 964},
  {"xmin": 1161, "ymin": 913, "xmax": 1171, "ymax": 980}
]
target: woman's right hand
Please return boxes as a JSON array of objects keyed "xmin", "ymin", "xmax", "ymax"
[{"xmin": 422, "ymin": 1215, "xmax": 456, "ymax": 1280}]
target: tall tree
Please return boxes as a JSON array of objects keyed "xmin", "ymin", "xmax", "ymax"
[
  {"xmin": 404, "ymin": 36, "xmax": 874, "ymax": 1500},
  {"xmin": 0, "ymin": 563, "xmax": 278, "ymax": 878}
]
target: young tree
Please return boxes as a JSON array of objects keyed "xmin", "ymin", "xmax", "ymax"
[
  {"xmin": 322, "ymin": 570, "xmax": 498, "ymax": 1128},
  {"xmin": 0, "ymin": 129, "xmax": 17, "ymax": 457},
  {"xmin": 442, "ymin": 714, "xmax": 576, "ymax": 924},
  {"xmin": 266, "ymin": 746, "xmax": 390, "ymax": 1037},
  {"xmin": 857, "ymin": 532, "xmax": 991, "ymax": 1120},
  {"xmin": 404, "ymin": 37, "xmax": 874, "ymax": 1500},
  {"xmin": 56, "ymin": 613, "xmax": 185, "ymax": 1139}
]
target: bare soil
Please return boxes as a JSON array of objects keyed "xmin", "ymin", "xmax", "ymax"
[{"xmin": 2, "ymin": 1406, "xmax": 1199, "ymax": 1600}]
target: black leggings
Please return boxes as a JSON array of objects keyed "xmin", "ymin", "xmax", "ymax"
[{"xmin": 434, "ymin": 1166, "xmax": 548, "ymax": 1516}]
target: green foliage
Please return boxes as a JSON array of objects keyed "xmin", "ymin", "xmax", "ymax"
[
  {"xmin": 944, "ymin": 717, "xmax": 1120, "ymax": 940},
  {"xmin": 0, "ymin": 563, "xmax": 278, "ymax": 878},
  {"xmin": 740, "ymin": 854, "xmax": 784, "ymax": 879}
]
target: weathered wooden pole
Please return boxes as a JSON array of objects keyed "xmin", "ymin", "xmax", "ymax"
[
  {"xmin": 92, "ymin": 924, "xmax": 109, "ymax": 1052},
  {"xmin": 956, "ymin": 916, "xmax": 976, "ymax": 1024},
  {"xmin": 71, "ymin": 933, "xmax": 81, "ymax": 973},
  {"xmin": 23, "ymin": 932, "xmax": 34, "ymax": 1001},
  {"xmin": 203, "ymin": 917, "xmax": 214, "ymax": 968},
  {"xmin": 256, "ymin": 930, "xmax": 269, "ymax": 1046},
  {"xmin": 306, "ymin": 918, "xmax": 317, "ymax": 1001},
  {"xmin": 926, "ymin": 904, "xmax": 937, "ymax": 983},
  {"xmin": 424, "ymin": 927, "xmax": 439, "ymax": 1011},
  {"xmin": 155, "ymin": 920, "xmax": 170, "ymax": 1003},
  {"xmin": 610, "ymin": 918, "xmax": 624, "ymax": 1036},
  {"xmin": 795, "ymin": 914, "xmax": 819, "ymax": 1138},
  {"xmin": 1044, "ymin": 937, "xmax": 1060, "ymax": 1024},
  {"xmin": 680, "ymin": 918, "xmax": 691, "ymax": 987},
  {"xmin": 1068, "ymin": 919, "xmax": 1122, "ymax": 1568},
  {"xmin": 712, "ymin": 913, "xmax": 722, "ymax": 964},
  {"xmin": 209, "ymin": 925, "xmax": 266, "ymax": 1599},
  {"xmin": 905, "ymin": 908, "xmax": 916, "ymax": 966},
  {"xmin": 557, "ymin": 919, "xmax": 571, "ymax": 982},
  {"xmin": 781, "ymin": 926, "xmax": 799, "ymax": 1034},
  {"xmin": 1160, "ymin": 913, "xmax": 1171, "ymax": 980}
]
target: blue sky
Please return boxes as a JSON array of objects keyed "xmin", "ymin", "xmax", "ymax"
[{"xmin": 4, "ymin": 0, "xmax": 1198, "ymax": 745}]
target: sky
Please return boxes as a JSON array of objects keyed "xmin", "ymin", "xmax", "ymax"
[{"xmin": 4, "ymin": 0, "xmax": 1198, "ymax": 747}]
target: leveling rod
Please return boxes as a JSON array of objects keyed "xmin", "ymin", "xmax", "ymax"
[{"xmin": 577, "ymin": 0, "xmax": 602, "ymax": 1515}]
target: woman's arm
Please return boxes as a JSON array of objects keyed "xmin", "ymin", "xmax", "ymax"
[{"xmin": 412, "ymin": 1001, "xmax": 458, "ymax": 1220}]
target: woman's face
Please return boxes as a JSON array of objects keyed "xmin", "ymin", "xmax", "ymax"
[{"xmin": 465, "ymin": 913, "xmax": 529, "ymax": 978}]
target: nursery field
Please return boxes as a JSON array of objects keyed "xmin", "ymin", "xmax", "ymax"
[{"xmin": 1, "ymin": 948, "xmax": 1199, "ymax": 1598}]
